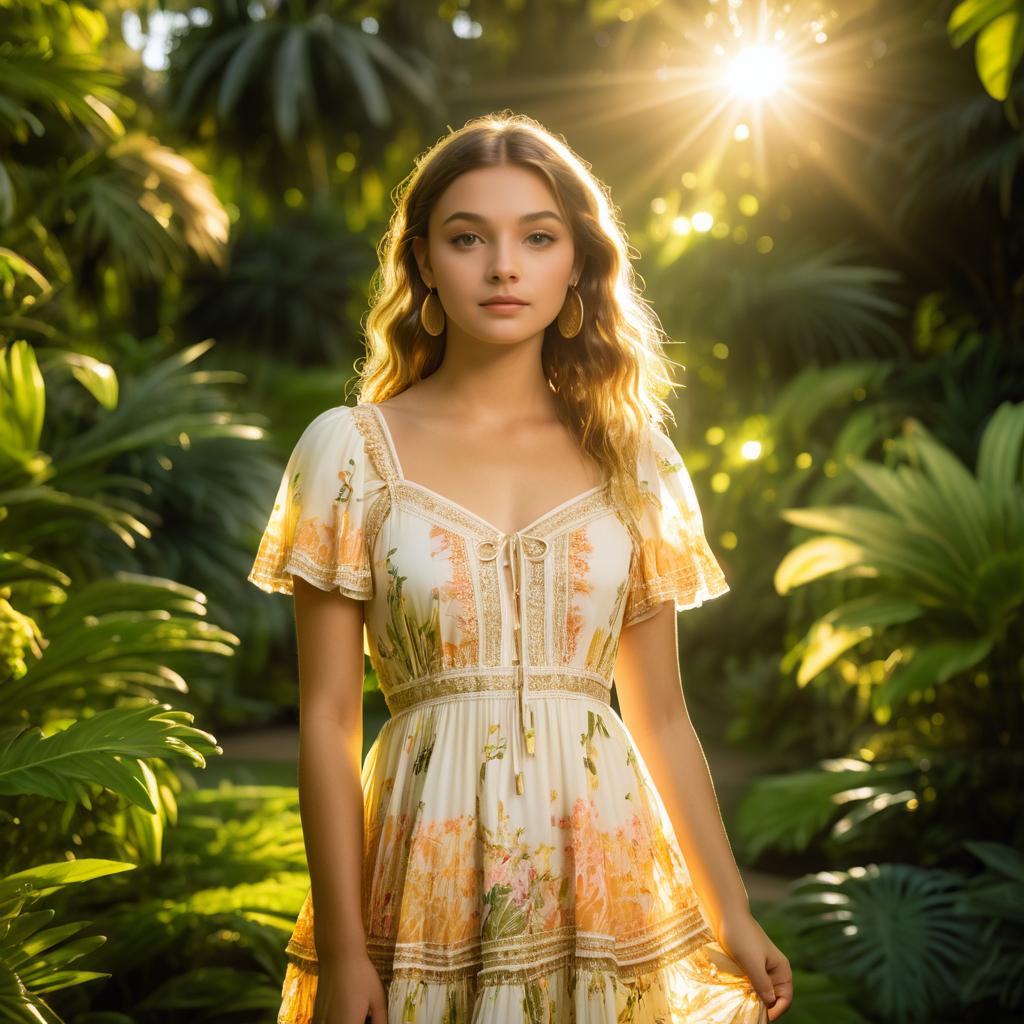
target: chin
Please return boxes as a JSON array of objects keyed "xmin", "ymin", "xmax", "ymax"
[
  {"xmin": 474, "ymin": 331, "xmax": 539, "ymax": 347},
  {"xmin": 456, "ymin": 316, "xmax": 541, "ymax": 342}
]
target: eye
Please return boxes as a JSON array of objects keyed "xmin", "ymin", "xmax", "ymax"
[{"xmin": 451, "ymin": 231, "xmax": 557, "ymax": 247}]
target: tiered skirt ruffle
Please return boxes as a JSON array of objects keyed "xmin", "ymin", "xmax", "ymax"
[
  {"xmin": 277, "ymin": 939, "xmax": 766, "ymax": 1023},
  {"xmin": 277, "ymin": 694, "xmax": 767, "ymax": 1023}
]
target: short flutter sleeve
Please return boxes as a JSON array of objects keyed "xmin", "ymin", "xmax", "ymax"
[
  {"xmin": 623, "ymin": 427, "xmax": 730, "ymax": 626},
  {"xmin": 247, "ymin": 405, "xmax": 376, "ymax": 600}
]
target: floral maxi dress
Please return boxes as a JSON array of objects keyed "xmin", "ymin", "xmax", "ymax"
[{"xmin": 248, "ymin": 402, "xmax": 767, "ymax": 1024}]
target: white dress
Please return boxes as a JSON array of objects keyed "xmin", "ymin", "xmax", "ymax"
[{"xmin": 248, "ymin": 402, "xmax": 765, "ymax": 1024}]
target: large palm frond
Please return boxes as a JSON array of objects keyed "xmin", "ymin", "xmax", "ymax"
[
  {"xmin": 735, "ymin": 756, "xmax": 919, "ymax": 860},
  {"xmin": 0, "ymin": 858, "xmax": 135, "ymax": 1022},
  {"xmin": 36, "ymin": 133, "xmax": 230, "ymax": 290},
  {"xmin": 868, "ymin": 62, "xmax": 1024, "ymax": 221},
  {"xmin": 0, "ymin": 44, "xmax": 117, "ymax": 242},
  {"xmin": 782, "ymin": 863, "xmax": 980, "ymax": 1024},
  {"xmin": 776, "ymin": 401, "xmax": 1024, "ymax": 710},
  {"xmin": 957, "ymin": 840, "xmax": 1024, "ymax": 1008},
  {"xmin": 167, "ymin": 4, "xmax": 440, "ymax": 144},
  {"xmin": 654, "ymin": 238, "xmax": 906, "ymax": 367},
  {"xmin": 0, "ymin": 703, "xmax": 219, "ymax": 810}
]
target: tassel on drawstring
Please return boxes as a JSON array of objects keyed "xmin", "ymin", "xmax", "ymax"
[{"xmin": 474, "ymin": 530, "xmax": 547, "ymax": 796}]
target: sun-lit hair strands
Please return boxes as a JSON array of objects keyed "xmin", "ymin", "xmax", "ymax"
[{"xmin": 351, "ymin": 109, "xmax": 687, "ymax": 540}]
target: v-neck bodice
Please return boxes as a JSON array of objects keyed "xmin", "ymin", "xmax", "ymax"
[
  {"xmin": 247, "ymin": 402, "xmax": 731, "ymax": 795},
  {"xmin": 363, "ymin": 401, "xmax": 610, "ymax": 540},
  {"xmin": 353, "ymin": 402, "xmax": 628, "ymax": 795}
]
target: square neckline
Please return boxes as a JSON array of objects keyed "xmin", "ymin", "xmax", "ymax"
[{"xmin": 360, "ymin": 401, "xmax": 609, "ymax": 538}]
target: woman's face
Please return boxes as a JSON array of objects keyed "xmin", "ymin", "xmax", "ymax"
[{"xmin": 412, "ymin": 164, "xmax": 580, "ymax": 346}]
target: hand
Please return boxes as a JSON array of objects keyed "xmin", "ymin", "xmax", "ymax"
[
  {"xmin": 312, "ymin": 953, "xmax": 387, "ymax": 1024},
  {"xmin": 714, "ymin": 910, "xmax": 793, "ymax": 1020}
]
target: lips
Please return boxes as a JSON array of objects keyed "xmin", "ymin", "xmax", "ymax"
[{"xmin": 481, "ymin": 297, "xmax": 528, "ymax": 306}]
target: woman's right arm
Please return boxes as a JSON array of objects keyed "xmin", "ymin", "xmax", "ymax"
[{"xmin": 292, "ymin": 574, "xmax": 387, "ymax": 1023}]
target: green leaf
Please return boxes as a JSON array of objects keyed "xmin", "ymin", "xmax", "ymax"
[
  {"xmin": 329, "ymin": 25, "xmax": 391, "ymax": 126},
  {"xmin": 977, "ymin": 10, "xmax": 1024, "ymax": 100},
  {"xmin": 41, "ymin": 351, "xmax": 118, "ymax": 410},
  {"xmin": 775, "ymin": 536, "xmax": 870, "ymax": 594},
  {"xmin": 0, "ymin": 704, "xmax": 219, "ymax": 810},
  {"xmin": 947, "ymin": 0, "xmax": 1024, "ymax": 100},
  {"xmin": 735, "ymin": 761, "xmax": 912, "ymax": 859},
  {"xmin": 948, "ymin": 0, "xmax": 1018, "ymax": 48},
  {"xmin": 273, "ymin": 27, "xmax": 311, "ymax": 143},
  {"xmin": 481, "ymin": 883, "xmax": 527, "ymax": 941},
  {"xmin": 782, "ymin": 863, "xmax": 979, "ymax": 1023},
  {"xmin": 0, "ymin": 340, "xmax": 45, "ymax": 458},
  {"xmin": 963, "ymin": 839, "xmax": 1024, "ymax": 882},
  {"xmin": 217, "ymin": 23, "xmax": 275, "ymax": 122},
  {"xmin": 872, "ymin": 635, "xmax": 993, "ymax": 710},
  {"xmin": 796, "ymin": 594, "xmax": 926, "ymax": 686},
  {"xmin": 0, "ymin": 859, "xmax": 135, "ymax": 903},
  {"xmin": 135, "ymin": 967, "xmax": 280, "ymax": 1010}
]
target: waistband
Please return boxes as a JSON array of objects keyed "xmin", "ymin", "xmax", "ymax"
[{"xmin": 383, "ymin": 668, "xmax": 612, "ymax": 716}]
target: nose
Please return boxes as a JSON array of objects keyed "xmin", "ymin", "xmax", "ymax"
[{"xmin": 487, "ymin": 236, "xmax": 521, "ymax": 283}]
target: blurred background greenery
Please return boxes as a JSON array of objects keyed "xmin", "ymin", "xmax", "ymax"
[{"xmin": 1, "ymin": 0, "xmax": 1022, "ymax": 1021}]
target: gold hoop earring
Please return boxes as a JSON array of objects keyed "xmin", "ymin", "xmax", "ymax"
[
  {"xmin": 420, "ymin": 286, "xmax": 446, "ymax": 336},
  {"xmin": 557, "ymin": 283, "xmax": 584, "ymax": 339}
]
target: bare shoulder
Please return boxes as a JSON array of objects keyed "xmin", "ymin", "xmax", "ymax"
[
  {"xmin": 375, "ymin": 384, "xmax": 428, "ymax": 409},
  {"xmin": 375, "ymin": 384, "xmax": 448, "ymax": 425}
]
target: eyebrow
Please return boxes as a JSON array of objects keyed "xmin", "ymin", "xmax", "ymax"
[{"xmin": 441, "ymin": 210, "xmax": 565, "ymax": 227}]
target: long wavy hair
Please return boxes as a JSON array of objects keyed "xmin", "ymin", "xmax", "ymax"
[{"xmin": 353, "ymin": 109, "xmax": 683, "ymax": 527}]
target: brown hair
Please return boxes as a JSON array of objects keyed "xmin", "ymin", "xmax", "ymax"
[{"xmin": 352, "ymin": 109, "xmax": 683, "ymax": 527}]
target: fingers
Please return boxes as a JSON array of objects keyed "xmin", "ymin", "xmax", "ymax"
[
  {"xmin": 766, "ymin": 990, "xmax": 793, "ymax": 1020},
  {"xmin": 764, "ymin": 956, "xmax": 793, "ymax": 1019},
  {"xmin": 746, "ymin": 962, "xmax": 776, "ymax": 1008}
]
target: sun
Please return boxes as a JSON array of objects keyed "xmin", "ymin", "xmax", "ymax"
[{"xmin": 725, "ymin": 45, "xmax": 789, "ymax": 100}]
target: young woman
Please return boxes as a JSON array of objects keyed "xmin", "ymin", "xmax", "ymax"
[{"xmin": 249, "ymin": 110, "xmax": 793, "ymax": 1024}]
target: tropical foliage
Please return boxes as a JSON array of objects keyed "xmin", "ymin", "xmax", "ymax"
[{"xmin": 1, "ymin": 0, "xmax": 1022, "ymax": 1020}]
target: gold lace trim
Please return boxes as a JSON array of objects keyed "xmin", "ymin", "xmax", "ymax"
[
  {"xmin": 622, "ymin": 559, "xmax": 730, "ymax": 626},
  {"xmin": 383, "ymin": 668, "xmax": 612, "ymax": 714},
  {"xmin": 247, "ymin": 547, "xmax": 372, "ymax": 598},
  {"xmin": 351, "ymin": 404, "xmax": 399, "ymax": 483},
  {"xmin": 362, "ymin": 488, "xmax": 391, "ymax": 556},
  {"xmin": 284, "ymin": 911, "xmax": 715, "ymax": 985},
  {"xmin": 355, "ymin": 403, "xmax": 616, "ymax": 542},
  {"xmin": 359, "ymin": 906, "xmax": 714, "ymax": 985}
]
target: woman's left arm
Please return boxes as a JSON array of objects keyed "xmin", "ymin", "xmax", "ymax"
[{"xmin": 614, "ymin": 599, "xmax": 793, "ymax": 1020}]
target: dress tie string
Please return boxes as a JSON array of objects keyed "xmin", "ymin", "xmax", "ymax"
[{"xmin": 474, "ymin": 530, "xmax": 549, "ymax": 795}]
